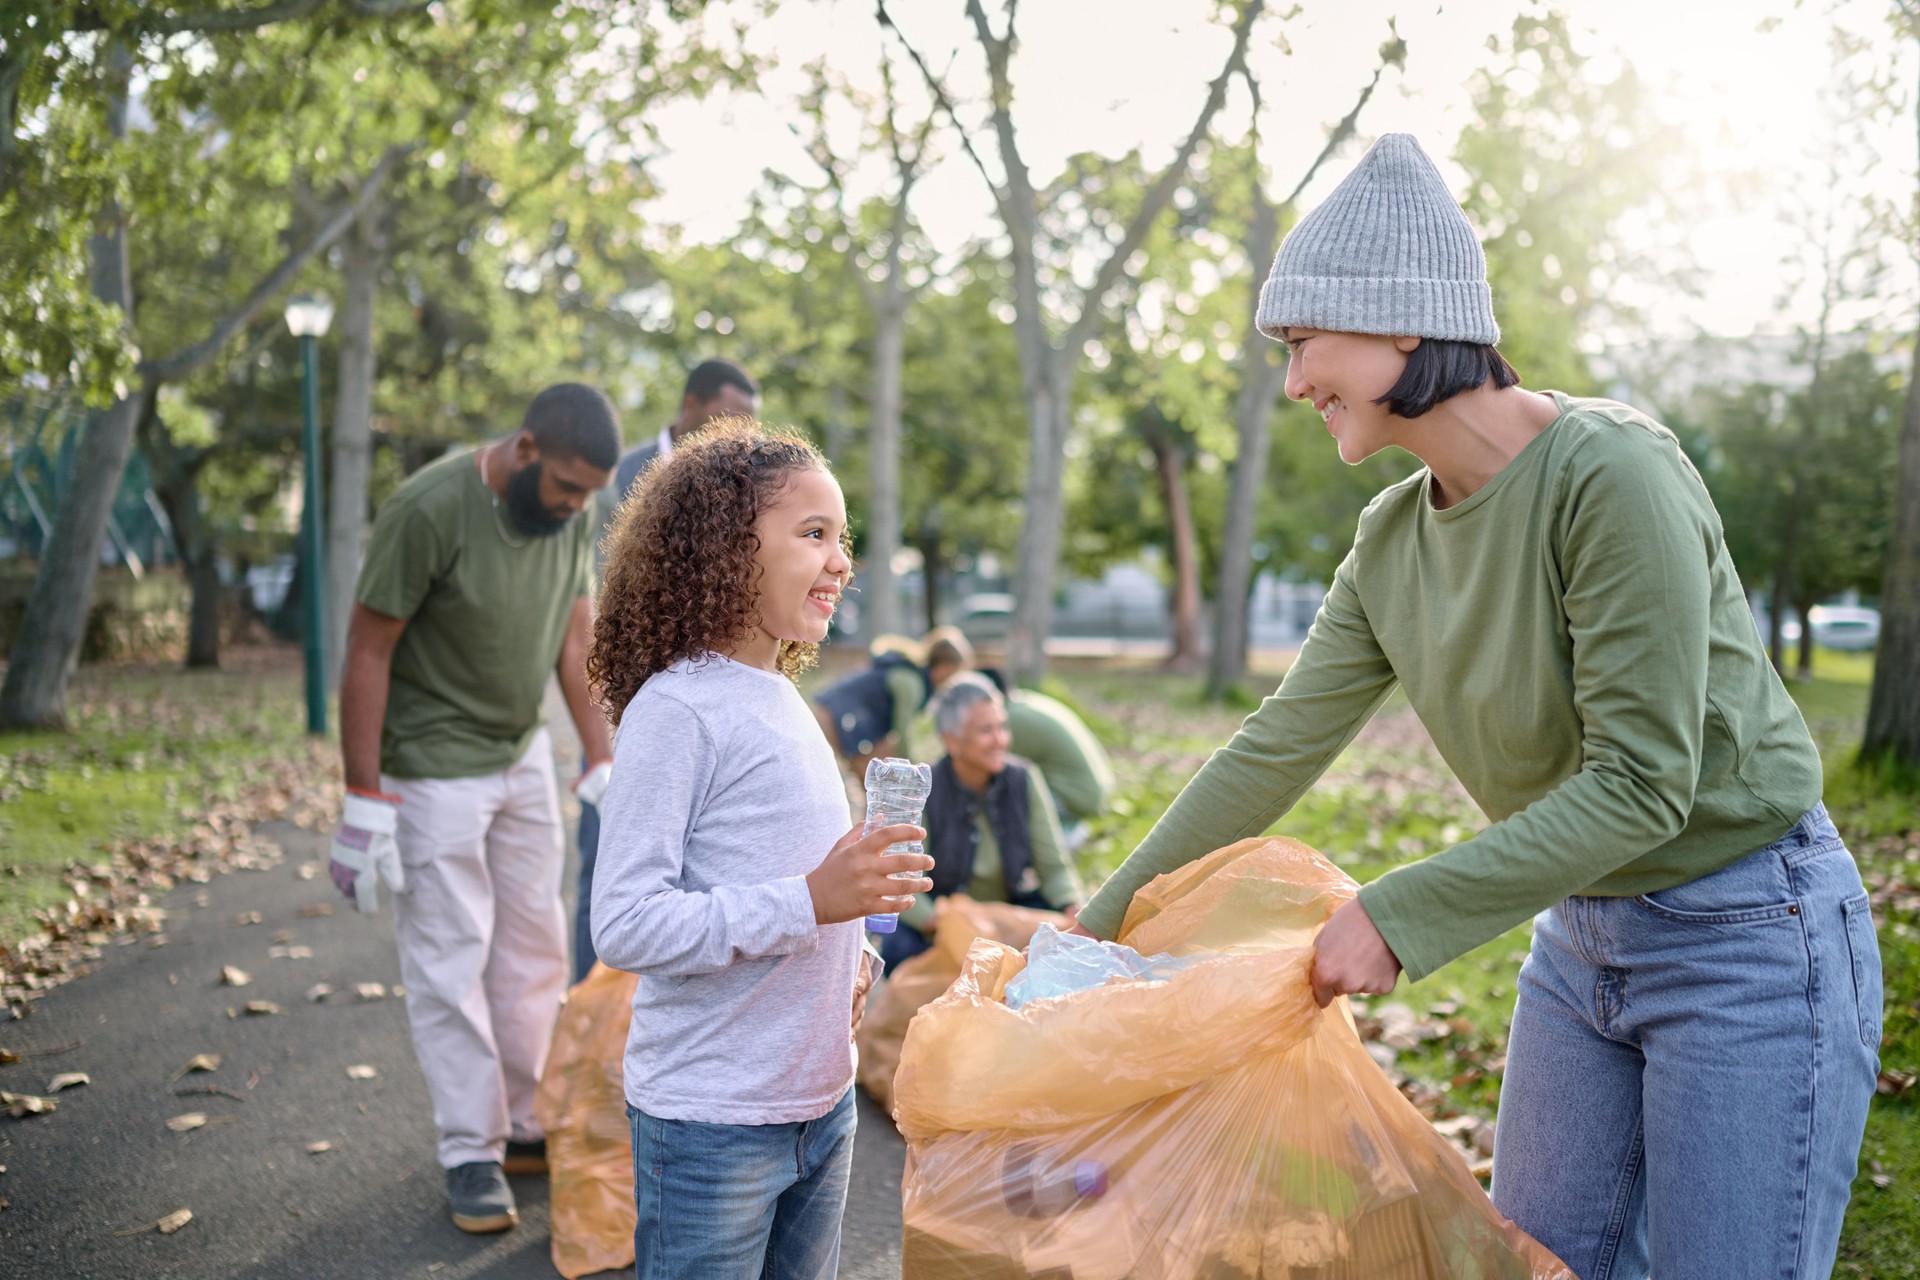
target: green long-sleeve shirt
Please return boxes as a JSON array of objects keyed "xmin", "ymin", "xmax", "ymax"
[
  {"xmin": 900, "ymin": 765, "xmax": 1085, "ymax": 935},
  {"xmin": 1078, "ymin": 394, "xmax": 1822, "ymax": 981}
]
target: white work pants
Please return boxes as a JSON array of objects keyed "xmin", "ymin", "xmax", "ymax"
[{"xmin": 385, "ymin": 729, "xmax": 569, "ymax": 1169}]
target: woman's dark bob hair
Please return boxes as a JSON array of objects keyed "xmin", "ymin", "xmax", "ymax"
[{"xmin": 1376, "ymin": 340, "xmax": 1519, "ymax": 418}]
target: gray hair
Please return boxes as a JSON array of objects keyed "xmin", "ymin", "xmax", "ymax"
[{"xmin": 932, "ymin": 672, "xmax": 1003, "ymax": 738}]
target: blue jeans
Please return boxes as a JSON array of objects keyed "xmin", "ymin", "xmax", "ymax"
[
  {"xmin": 1491, "ymin": 804, "xmax": 1881, "ymax": 1279},
  {"xmin": 575, "ymin": 799, "xmax": 600, "ymax": 984},
  {"xmin": 627, "ymin": 1086, "xmax": 856, "ymax": 1280}
]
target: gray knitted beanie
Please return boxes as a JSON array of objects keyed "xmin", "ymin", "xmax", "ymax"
[{"xmin": 1256, "ymin": 133, "xmax": 1499, "ymax": 345}]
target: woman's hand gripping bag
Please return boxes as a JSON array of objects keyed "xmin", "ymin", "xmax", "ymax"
[
  {"xmin": 534, "ymin": 961, "xmax": 640, "ymax": 1280},
  {"xmin": 859, "ymin": 897, "xmax": 1066, "ymax": 1113},
  {"xmin": 892, "ymin": 837, "xmax": 1574, "ymax": 1280}
]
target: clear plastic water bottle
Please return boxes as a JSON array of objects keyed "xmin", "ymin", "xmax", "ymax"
[
  {"xmin": 1001, "ymin": 1143, "xmax": 1110, "ymax": 1217},
  {"xmin": 863, "ymin": 757, "xmax": 932, "ymax": 934}
]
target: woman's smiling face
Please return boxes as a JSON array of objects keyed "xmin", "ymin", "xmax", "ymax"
[
  {"xmin": 748, "ymin": 465, "xmax": 852, "ymax": 649},
  {"xmin": 1281, "ymin": 328, "xmax": 1421, "ymax": 464}
]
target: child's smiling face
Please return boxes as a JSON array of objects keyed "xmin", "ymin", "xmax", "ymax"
[{"xmin": 749, "ymin": 465, "xmax": 852, "ymax": 649}]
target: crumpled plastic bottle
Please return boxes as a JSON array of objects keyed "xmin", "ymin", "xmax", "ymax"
[{"xmin": 1003, "ymin": 923, "xmax": 1201, "ymax": 1011}]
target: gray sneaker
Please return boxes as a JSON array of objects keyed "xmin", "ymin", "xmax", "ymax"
[{"xmin": 446, "ymin": 1161, "xmax": 517, "ymax": 1233}]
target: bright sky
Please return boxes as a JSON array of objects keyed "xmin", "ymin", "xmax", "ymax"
[{"xmin": 641, "ymin": 0, "xmax": 1916, "ymax": 341}]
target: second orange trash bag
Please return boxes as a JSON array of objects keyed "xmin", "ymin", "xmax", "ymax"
[
  {"xmin": 534, "ymin": 961, "xmax": 638, "ymax": 1280},
  {"xmin": 893, "ymin": 837, "xmax": 1573, "ymax": 1280}
]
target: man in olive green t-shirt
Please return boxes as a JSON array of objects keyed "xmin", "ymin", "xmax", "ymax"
[{"xmin": 328, "ymin": 383, "xmax": 618, "ymax": 1235}]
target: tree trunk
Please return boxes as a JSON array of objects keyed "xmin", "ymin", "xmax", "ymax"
[
  {"xmin": 1208, "ymin": 184, "xmax": 1284, "ymax": 701},
  {"xmin": 1769, "ymin": 477, "xmax": 1802, "ymax": 678},
  {"xmin": 140, "ymin": 402, "xmax": 220, "ymax": 669},
  {"xmin": 913, "ymin": 525, "xmax": 946, "ymax": 633},
  {"xmin": 0, "ymin": 43, "xmax": 137, "ymax": 730},
  {"xmin": 1150, "ymin": 428, "xmax": 1205, "ymax": 674},
  {"xmin": 185, "ymin": 554, "xmax": 223, "ymax": 668},
  {"xmin": 1862, "ymin": 26, "xmax": 1920, "ymax": 771},
  {"xmin": 864, "ymin": 294, "xmax": 907, "ymax": 640},
  {"xmin": 1794, "ymin": 589, "xmax": 1818, "ymax": 683},
  {"xmin": 1007, "ymin": 363, "xmax": 1072, "ymax": 686},
  {"xmin": 1207, "ymin": 352, "xmax": 1282, "ymax": 697},
  {"xmin": 326, "ymin": 192, "xmax": 386, "ymax": 689},
  {"xmin": 1863, "ymin": 329, "xmax": 1920, "ymax": 767}
]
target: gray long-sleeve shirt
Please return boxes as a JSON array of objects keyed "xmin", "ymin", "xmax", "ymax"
[{"xmin": 591, "ymin": 654, "xmax": 861, "ymax": 1124}]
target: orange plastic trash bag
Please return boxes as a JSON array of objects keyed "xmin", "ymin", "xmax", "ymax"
[
  {"xmin": 859, "ymin": 897, "xmax": 1065, "ymax": 1113},
  {"xmin": 893, "ymin": 837, "xmax": 1574, "ymax": 1280},
  {"xmin": 534, "ymin": 961, "xmax": 638, "ymax": 1280}
]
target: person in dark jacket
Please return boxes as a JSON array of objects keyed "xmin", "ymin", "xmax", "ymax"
[
  {"xmin": 878, "ymin": 673, "xmax": 1083, "ymax": 968},
  {"xmin": 810, "ymin": 627, "xmax": 972, "ymax": 779}
]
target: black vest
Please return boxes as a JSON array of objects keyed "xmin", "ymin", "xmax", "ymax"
[{"xmin": 924, "ymin": 755, "xmax": 1040, "ymax": 905}]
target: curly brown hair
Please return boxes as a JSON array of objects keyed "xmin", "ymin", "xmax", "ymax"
[{"xmin": 589, "ymin": 418, "xmax": 850, "ymax": 725}]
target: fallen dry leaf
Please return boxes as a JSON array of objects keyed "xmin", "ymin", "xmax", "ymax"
[
  {"xmin": 234, "ymin": 912, "xmax": 262, "ymax": 926},
  {"xmin": 220, "ymin": 966, "xmax": 251, "ymax": 987},
  {"xmin": 296, "ymin": 864, "xmax": 319, "ymax": 881},
  {"xmin": 296, "ymin": 903, "xmax": 333, "ymax": 918},
  {"xmin": 306, "ymin": 1140, "xmax": 331, "ymax": 1154},
  {"xmin": 1, "ymin": 1092, "xmax": 55, "ymax": 1118},
  {"xmin": 157, "ymin": 1208, "xmax": 193, "ymax": 1234},
  {"xmin": 392, "ymin": 985, "xmax": 406, "ymax": 998},
  {"xmin": 172, "ymin": 1053, "xmax": 220, "ymax": 1081},
  {"xmin": 166, "ymin": 1112, "xmax": 207, "ymax": 1132},
  {"xmin": 243, "ymin": 1001, "xmax": 281, "ymax": 1016},
  {"xmin": 1869, "ymin": 1159, "xmax": 1893, "ymax": 1190},
  {"xmin": 305, "ymin": 984, "xmax": 333, "ymax": 1003},
  {"xmin": 46, "ymin": 1072, "xmax": 88, "ymax": 1092},
  {"xmin": 344, "ymin": 1064, "xmax": 376, "ymax": 1080},
  {"xmin": 1878, "ymin": 1068, "xmax": 1915, "ymax": 1097},
  {"xmin": 271, "ymin": 929, "xmax": 294, "ymax": 944},
  {"xmin": 0, "ymin": 1049, "xmax": 16, "ymax": 1065},
  {"xmin": 268, "ymin": 945, "xmax": 313, "ymax": 961},
  {"xmin": 354, "ymin": 983, "xmax": 386, "ymax": 1001}
]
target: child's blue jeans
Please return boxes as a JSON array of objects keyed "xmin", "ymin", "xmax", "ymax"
[
  {"xmin": 628, "ymin": 1086, "xmax": 856, "ymax": 1280},
  {"xmin": 1491, "ymin": 803, "xmax": 1881, "ymax": 1279}
]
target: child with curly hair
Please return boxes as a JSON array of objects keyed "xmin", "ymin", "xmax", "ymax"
[{"xmin": 586, "ymin": 419, "xmax": 933, "ymax": 1279}]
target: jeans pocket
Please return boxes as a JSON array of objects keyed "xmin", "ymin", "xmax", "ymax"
[
  {"xmin": 1635, "ymin": 855, "xmax": 1799, "ymax": 924},
  {"xmin": 1841, "ymin": 893, "xmax": 1883, "ymax": 1053}
]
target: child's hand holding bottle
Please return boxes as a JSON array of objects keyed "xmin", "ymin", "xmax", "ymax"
[{"xmin": 806, "ymin": 822, "xmax": 933, "ymax": 925}]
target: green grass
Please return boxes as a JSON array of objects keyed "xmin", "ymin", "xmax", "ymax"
[
  {"xmin": 1048, "ymin": 650, "xmax": 1920, "ymax": 1272},
  {"xmin": 0, "ymin": 657, "xmax": 310, "ymax": 947}
]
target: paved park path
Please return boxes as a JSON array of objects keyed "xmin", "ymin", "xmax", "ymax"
[{"xmin": 0, "ymin": 695, "xmax": 908, "ymax": 1279}]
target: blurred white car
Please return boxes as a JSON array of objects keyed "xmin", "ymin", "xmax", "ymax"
[
  {"xmin": 1807, "ymin": 605, "xmax": 1880, "ymax": 652},
  {"xmin": 956, "ymin": 592, "xmax": 1015, "ymax": 643}
]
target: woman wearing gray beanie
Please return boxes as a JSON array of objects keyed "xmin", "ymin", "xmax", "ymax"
[{"xmin": 1070, "ymin": 134, "xmax": 1877, "ymax": 1279}]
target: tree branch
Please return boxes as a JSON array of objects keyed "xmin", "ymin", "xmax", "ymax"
[
  {"xmin": 875, "ymin": 0, "xmax": 1017, "ymax": 232},
  {"xmin": 1276, "ymin": 25, "xmax": 1404, "ymax": 210},
  {"xmin": 1060, "ymin": 0, "xmax": 1265, "ymax": 355},
  {"xmin": 143, "ymin": 144, "xmax": 411, "ymax": 383}
]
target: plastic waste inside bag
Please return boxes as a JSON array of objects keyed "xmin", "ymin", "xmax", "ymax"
[
  {"xmin": 858, "ymin": 897, "xmax": 1064, "ymax": 1113},
  {"xmin": 534, "ymin": 962, "xmax": 638, "ymax": 1280},
  {"xmin": 1004, "ymin": 923, "xmax": 1202, "ymax": 1011},
  {"xmin": 894, "ymin": 836, "xmax": 1574, "ymax": 1280}
]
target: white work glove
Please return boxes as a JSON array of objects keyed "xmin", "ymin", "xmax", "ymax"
[
  {"xmin": 330, "ymin": 791, "xmax": 405, "ymax": 914},
  {"xmin": 573, "ymin": 759, "xmax": 613, "ymax": 810}
]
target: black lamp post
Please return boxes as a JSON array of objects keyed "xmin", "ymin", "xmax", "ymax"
[{"xmin": 285, "ymin": 292, "xmax": 334, "ymax": 737}]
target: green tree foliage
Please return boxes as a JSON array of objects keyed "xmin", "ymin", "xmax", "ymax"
[
  {"xmin": 1456, "ymin": 10, "xmax": 1681, "ymax": 395},
  {"xmin": 1679, "ymin": 343, "xmax": 1904, "ymax": 622}
]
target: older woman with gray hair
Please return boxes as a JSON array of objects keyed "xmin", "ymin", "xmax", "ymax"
[{"xmin": 877, "ymin": 673, "xmax": 1086, "ymax": 968}]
